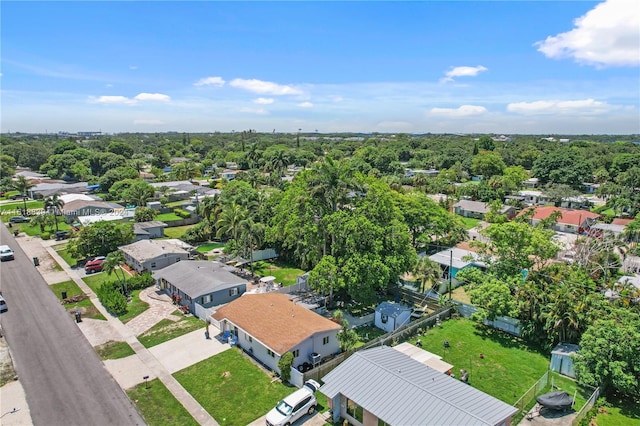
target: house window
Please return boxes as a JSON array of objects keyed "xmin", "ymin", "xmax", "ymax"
[
  {"xmin": 229, "ymin": 288, "xmax": 238, "ymax": 297},
  {"xmin": 175, "ymin": 258, "xmax": 181, "ymax": 262},
  {"xmin": 323, "ymin": 336, "xmax": 329, "ymax": 345},
  {"xmin": 377, "ymin": 420, "xmax": 390, "ymax": 426},
  {"xmin": 346, "ymin": 398, "xmax": 364, "ymax": 423},
  {"xmin": 267, "ymin": 349, "xmax": 275, "ymax": 357},
  {"xmin": 246, "ymin": 335, "xmax": 253, "ymax": 343},
  {"xmin": 202, "ymin": 295, "xmax": 211, "ymax": 304},
  {"xmin": 381, "ymin": 314, "xmax": 388, "ymax": 324},
  {"xmin": 292, "ymin": 349, "xmax": 299, "ymax": 358},
  {"xmin": 151, "ymin": 262, "xmax": 157, "ymax": 268}
]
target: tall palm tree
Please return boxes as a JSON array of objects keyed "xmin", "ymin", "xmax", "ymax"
[
  {"xmin": 12, "ymin": 175, "xmax": 34, "ymax": 215},
  {"xmin": 103, "ymin": 251, "xmax": 128, "ymax": 295},
  {"xmin": 413, "ymin": 256, "xmax": 442, "ymax": 293},
  {"xmin": 199, "ymin": 194, "xmax": 223, "ymax": 238},
  {"xmin": 44, "ymin": 193, "xmax": 65, "ymax": 232},
  {"xmin": 126, "ymin": 182, "xmax": 155, "ymax": 207},
  {"xmin": 215, "ymin": 203, "xmax": 248, "ymax": 242},
  {"xmin": 240, "ymin": 219, "xmax": 265, "ymax": 273}
]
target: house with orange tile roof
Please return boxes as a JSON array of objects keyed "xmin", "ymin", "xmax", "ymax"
[
  {"xmin": 518, "ymin": 206, "xmax": 600, "ymax": 234},
  {"xmin": 211, "ymin": 292, "xmax": 342, "ymax": 375}
]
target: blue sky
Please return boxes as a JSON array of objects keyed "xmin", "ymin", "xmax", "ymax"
[{"xmin": 1, "ymin": 1, "xmax": 639, "ymax": 134}]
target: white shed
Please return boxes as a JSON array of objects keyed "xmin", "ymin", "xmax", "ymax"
[
  {"xmin": 374, "ymin": 302, "xmax": 412, "ymax": 333},
  {"xmin": 550, "ymin": 343, "xmax": 580, "ymax": 378}
]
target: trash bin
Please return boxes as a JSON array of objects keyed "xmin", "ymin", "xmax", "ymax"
[
  {"xmin": 75, "ymin": 312, "xmax": 82, "ymax": 323},
  {"xmin": 33, "ymin": 257, "xmax": 39, "ymax": 267},
  {"xmin": 61, "ymin": 291, "xmax": 67, "ymax": 299}
]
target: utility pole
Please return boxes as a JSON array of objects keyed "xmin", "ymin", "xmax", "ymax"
[{"xmin": 449, "ymin": 249, "xmax": 453, "ymax": 300}]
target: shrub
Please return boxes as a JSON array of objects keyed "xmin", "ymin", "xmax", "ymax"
[
  {"xmin": 173, "ymin": 208, "xmax": 191, "ymax": 219},
  {"xmin": 41, "ymin": 232, "xmax": 51, "ymax": 240},
  {"xmin": 278, "ymin": 352, "xmax": 294, "ymax": 383},
  {"xmin": 97, "ymin": 281, "xmax": 127, "ymax": 316},
  {"xmin": 127, "ymin": 272, "xmax": 155, "ymax": 291}
]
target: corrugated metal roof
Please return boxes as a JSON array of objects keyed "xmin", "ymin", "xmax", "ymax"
[
  {"xmin": 321, "ymin": 346, "xmax": 517, "ymax": 426},
  {"xmin": 376, "ymin": 302, "xmax": 411, "ymax": 318},
  {"xmin": 429, "ymin": 248, "xmax": 485, "ymax": 270}
]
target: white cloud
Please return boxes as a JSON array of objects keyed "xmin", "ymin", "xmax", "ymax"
[
  {"xmin": 440, "ymin": 65, "xmax": 488, "ymax": 83},
  {"xmin": 239, "ymin": 107, "xmax": 268, "ymax": 115},
  {"xmin": 134, "ymin": 93, "xmax": 171, "ymax": 102},
  {"xmin": 535, "ymin": 0, "xmax": 640, "ymax": 67},
  {"xmin": 429, "ymin": 105, "xmax": 488, "ymax": 117},
  {"xmin": 129, "ymin": 65, "xmax": 138, "ymax": 70},
  {"xmin": 507, "ymin": 98, "xmax": 610, "ymax": 115},
  {"xmin": 134, "ymin": 119, "xmax": 164, "ymax": 125},
  {"xmin": 297, "ymin": 102, "xmax": 313, "ymax": 108},
  {"xmin": 229, "ymin": 78, "xmax": 303, "ymax": 95},
  {"xmin": 194, "ymin": 76, "xmax": 226, "ymax": 87},
  {"xmin": 90, "ymin": 95, "xmax": 135, "ymax": 105},
  {"xmin": 253, "ymin": 97, "xmax": 275, "ymax": 105}
]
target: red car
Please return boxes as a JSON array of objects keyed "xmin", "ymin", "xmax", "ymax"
[{"xmin": 84, "ymin": 257, "xmax": 105, "ymax": 274}]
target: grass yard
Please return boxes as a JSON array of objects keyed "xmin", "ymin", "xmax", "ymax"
[
  {"xmin": 49, "ymin": 280, "xmax": 106, "ymax": 320},
  {"xmin": 253, "ymin": 260, "xmax": 306, "ymax": 286},
  {"xmin": 595, "ymin": 395, "xmax": 640, "ymax": 426},
  {"xmin": 353, "ymin": 325, "xmax": 388, "ymax": 348},
  {"xmin": 174, "ymin": 348, "xmax": 292, "ymax": 426},
  {"xmin": 118, "ymin": 289, "xmax": 150, "ymax": 323},
  {"xmin": 127, "ymin": 378, "xmax": 199, "ymax": 426},
  {"xmin": 460, "ymin": 217, "xmax": 482, "ymax": 229},
  {"xmin": 413, "ymin": 318, "xmax": 549, "ymax": 405},
  {"xmin": 55, "ymin": 245, "xmax": 81, "ymax": 268},
  {"xmin": 162, "ymin": 224, "xmax": 195, "ymax": 239},
  {"xmin": 0, "ymin": 200, "xmax": 44, "ymax": 215},
  {"xmin": 195, "ymin": 242, "xmax": 225, "ymax": 253},
  {"xmin": 95, "ymin": 340, "xmax": 136, "ymax": 360},
  {"xmin": 83, "ymin": 272, "xmax": 112, "ymax": 294},
  {"xmin": 452, "ymin": 286, "xmax": 472, "ymax": 304},
  {"xmin": 137, "ymin": 315, "xmax": 204, "ymax": 348},
  {"xmin": 155, "ymin": 212, "xmax": 182, "ymax": 221}
]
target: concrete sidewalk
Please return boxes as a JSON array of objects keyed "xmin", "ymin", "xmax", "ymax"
[{"xmin": 8, "ymin": 232, "xmax": 222, "ymax": 426}]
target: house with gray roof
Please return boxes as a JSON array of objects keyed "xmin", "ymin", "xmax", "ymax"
[
  {"xmin": 321, "ymin": 346, "xmax": 517, "ymax": 426},
  {"xmin": 453, "ymin": 200, "xmax": 515, "ymax": 220},
  {"xmin": 132, "ymin": 220, "xmax": 168, "ymax": 242},
  {"xmin": 154, "ymin": 260, "xmax": 247, "ymax": 319},
  {"xmin": 62, "ymin": 199, "xmax": 125, "ymax": 222},
  {"xmin": 119, "ymin": 239, "xmax": 190, "ymax": 273},
  {"xmin": 429, "ymin": 247, "xmax": 487, "ymax": 279}
]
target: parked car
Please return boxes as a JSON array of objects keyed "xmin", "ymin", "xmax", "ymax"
[
  {"xmin": 9, "ymin": 216, "xmax": 30, "ymax": 223},
  {"xmin": 84, "ymin": 257, "xmax": 105, "ymax": 274},
  {"xmin": 54, "ymin": 231, "xmax": 70, "ymax": 241},
  {"xmin": 265, "ymin": 379, "xmax": 320, "ymax": 426},
  {"xmin": 0, "ymin": 294, "xmax": 7, "ymax": 313},
  {"xmin": 9, "ymin": 193, "xmax": 28, "ymax": 200},
  {"xmin": 0, "ymin": 245, "xmax": 15, "ymax": 261}
]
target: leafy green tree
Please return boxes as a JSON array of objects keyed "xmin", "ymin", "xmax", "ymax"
[
  {"xmin": 67, "ymin": 221, "xmax": 133, "ymax": 259},
  {"xmin": 124, "ymin": 180, "xmax": 155, "ymax": 207},
  {"xmin": 479, "ymin": 135, "xmax": 495, "ymax": 151},
  {"xmin": 413, "ymin": 256, "xmax": 441, "ymax": 293},
  {"xmin": 532, "ymin": 150, "xmax": 593, "ymax": 188},
  {"xmin": 337, "ymin": 320, "xmax": 359, "ymax": 352},
  {"xmin": 216, "ymin": 203, "xmax": 248, "ymax": 242},
  {"xmin": 134, "ymin": 206, "xmax": 158, "ymax": 222},
  {"xmin": 103, "ymin": 251, "xmax": 128, "ymax": 295},
  {"xmin": 99, "ymin": 167, "xmax": 139, "ymax": 192},
  {"xmin": 30, "ymin": 213, "xmax": 55, "ymax": 232},
  {"xmin": 471, "ymin": 151, "xmax": 506, "ymax": 178},
  {"xmin": 307, "ymin": 255, "xmax": 342, "ymax": 301},
  {"xmin": 574, "ymin": 308, "xmax": 640, "ymax": 398},
  {"xmin": 468, "ymin": 278, "xmax": 517, "ymax": 321},
  {"xmin": 151, "ymin": 148, "xmax": 171, "ymax": 169},
  {"xmin": 107, "ymin": 141, "xmax": 134, "ymax": 158},
  {"xmin": 97, "ymin": 281, "xmax": 128, "ymax": 316},
  {"xmin": 53, "ymin": 140, "xmax": 80, "ymax": 154},
  {"xmin": 0, "ymin": 154, "xmax": 17, "ymax": 179}
]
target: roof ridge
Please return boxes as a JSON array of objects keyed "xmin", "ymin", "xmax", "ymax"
[{"xmin": 358, "ymin": 347, "xmax": 492, "ymax": 425}]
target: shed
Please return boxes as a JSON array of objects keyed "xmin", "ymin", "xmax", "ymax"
[
  {"xmin": 374, "ymin": 302, "xmax": 411, "ymax": 332},
  {"xmin": 550, "ymin": 343, "xmax": 580, "ymax": 378}
]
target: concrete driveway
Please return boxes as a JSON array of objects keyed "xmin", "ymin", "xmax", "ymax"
[{"xmin": 247, "ymin": 410, "xmax": 332, "ymax": 426}]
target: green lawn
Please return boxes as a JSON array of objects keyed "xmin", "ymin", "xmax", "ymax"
[
  {"xmin": 95, "ymin": 340, "xmax": 136, "ymax": 360},
  {"xmin": 155, "ymin": 212, "xmax": 182, "ymax": 221},
  {"xmin": 0, "ymin": 199, "xmax": 44, "ymax": 214},
  {"xmin": 195, "ymin": 242, "xmax": 225, "ymax": 253},
  {"xmin": 253, "ymin": 260, "xmax": 306, "ymax": 286},
  {"xmin": 174, "ymin": 348, "xmax": 292, "ymax": 426},
  {"xmin": 137, "ymin": 315, "xmax": 205, "ymax": 348},
  {"xmin": 55, "ymin": 245, "xmax": 81, "ymax": 268},
  {"xmin": 595, "ymin": 395, "xmax": 640, "ymax": 426},
  {"xmin": 49, "ymin": 280, "xmax": 106, "ymax": 320},
  {"xmin": 413, "ymin": 318, "xmax": 549, "ymax": 405},
  {"xmin": 353, "ymin": 325, "xmax": 388, "ymax": 348},
  {"xmin": 118, "ymin": 289, "xmax": 150, "ymax": 323},
  {"xmin": 127, "ymin": 378, "xmax": 199, "ymax": 426},
  {"xmin": 460, "ymin": 217, "xmax": 482, "ymax": 229},
  {"xmin": 162, "ymin": 224, "xmax": 195, "ymax": 239},
  {"xmin": 83, "ymin": 272, "xmax": 112, "ymax": 294}
]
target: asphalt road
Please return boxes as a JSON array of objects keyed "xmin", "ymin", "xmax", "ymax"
[{"xmin": 0, "ymin": 224, "xmax": 146, "ymax": 426}]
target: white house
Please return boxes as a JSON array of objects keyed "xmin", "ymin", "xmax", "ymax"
[
  {"xmin": 374, "ymin": 302, "xmax": 412, "ymax": 333},
  {"xmin": 119, "ymin": 239, "xmax": 190, "ymax": 273},
  {"xmin": 211, "ymin": 293, "xmax": 341, "ymax": 375}
]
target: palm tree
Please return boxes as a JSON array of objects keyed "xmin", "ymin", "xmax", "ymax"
[
  {"xmin": 30, "ymin": 213, "xmax": 54, "ymax": 233},
  {"xmin": 199, "ymin": 194, "xmax": 223, "ymax": 238},
  {"xmin": 413, "ymin": 256, "xmax": 442, "ymax": 293},
  {"xmin": 103, "ymin": 251, "xmax": 128, "ymax": 295},
  {"xmin": 240, "ymin": 219, "xmax": 265, "ymax": 273},
  {"xmin": 126, "ymin": 182, "xmax": 155, "ymax": 207},
  {"xmin": 215, "ymin": 203, "xmax": 248, "ymax": 242},
  {"xmin": 12, "ymin": 175, "xmax": 34, "ymax": 215},
  {"xmin": 44, "ymin": 193, "xmax": 65, "ymax": 232},
  {"xmin": 267, "ymin": 150, "xmax": 289, "ymax": 176}
]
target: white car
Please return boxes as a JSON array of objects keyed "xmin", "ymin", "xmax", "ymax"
[
  {"xmin": 265, "ymin": 379, "xmax": 320, "ymax": 426},
  {"xmin": 0, "ymin": 245, "xmax": 14, "ymax": 261}
]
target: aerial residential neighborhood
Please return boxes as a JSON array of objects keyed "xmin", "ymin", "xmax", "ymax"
[{"xmin": 1, "ymin": 1, "xmax": 639, "ymax": 426}]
